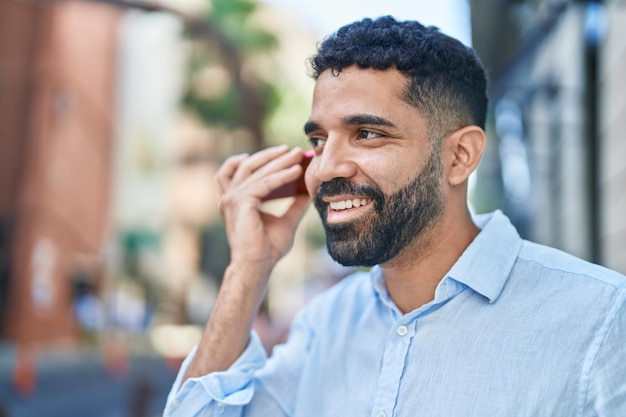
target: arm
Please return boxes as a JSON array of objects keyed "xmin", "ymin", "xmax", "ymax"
[
  {"xmin": 164, "ymin": 146, "xmax": 310, "ymax": 416},
  {"xmin": 186, "ymin": 145, "xmax": 310, "ymax": 379}
]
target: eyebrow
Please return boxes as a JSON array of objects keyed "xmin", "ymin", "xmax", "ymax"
[
  {"xmin": 304, "ymin": 113, "xmax": 397, "ymax": 135},
  {"xmin": 303, "ymin": 120, "xmax": 320, "ymax": 135},
  {"xmin": 343, "ymin": 113, "xmax": 397, "ymax": 128}
]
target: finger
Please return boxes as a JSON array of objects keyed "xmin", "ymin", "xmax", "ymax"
[
  {"xmin": 231, "ymin": 145, "xmax": 292, "ymax": 184},
  {"xmin": 251, "ymin": 147, "xmax": 306, "ymax": 180},
  {"xmin": 237, "ymin": 148, "xmax": 307, "ymax": 196},
  {"xmin": 253, "ymin": 164, "xmax": 303, "ymax": 200},
  {"xmin": 216, "ymin": 153, "xmax": 249, "ymax": 192}
]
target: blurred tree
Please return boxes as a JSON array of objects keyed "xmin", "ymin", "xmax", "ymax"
[
  {"xmin": 183, "ymin": 0, "xmax": 281, "ymax": 151},
  {"xmin": 84, "ymin": 0, "xmax": 281, "ymax": 151}
]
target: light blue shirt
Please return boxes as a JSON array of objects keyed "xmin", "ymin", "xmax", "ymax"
[{"xmin": 164, "ymin": 210, "xmax": 626, "ymax": 416}]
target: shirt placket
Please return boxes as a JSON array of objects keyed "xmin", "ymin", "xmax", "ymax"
[
  {"xmin": 369, "ymin": 277, "xmax": 467, "ymax": 417},
  {"xmin": 370, "ymin": 316, "xmax": 416, "ymax": 417}
]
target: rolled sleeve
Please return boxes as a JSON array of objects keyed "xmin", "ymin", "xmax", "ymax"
[{"xmin": 164, "ymin": 332, "xmax": 268, "ymax": 417}]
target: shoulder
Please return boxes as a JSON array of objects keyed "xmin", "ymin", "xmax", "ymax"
[
  {"xmin": 508, "ymin": 239, "xmax": 626, "ymax": 322},
  {"xmin": 517, "ymin": 240, "xmax": 626, "ymax": 290}
]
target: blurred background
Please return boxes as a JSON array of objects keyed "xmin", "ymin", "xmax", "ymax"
[{"xmin": 0, "ymin": 0, "xmax": 625, "ymax": 415}]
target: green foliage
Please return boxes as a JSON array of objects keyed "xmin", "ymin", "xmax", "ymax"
[
  {"xmin": 182, "ymin": 0, "xmax": 280, "ymax": 137},
  {"xmin": 210, "ymin": 0, "xmax": 256, "ymax": 18},
  {"xmin": 207, "ymin": 1, "xmax": 278, "ymax": 55},
  {"xmin": 184, "ymin": 83, "xmax": 240, "ymax": 127},
  {"xmin": 258, "ymin": 79, "xmax": 281, "ymax": 123}
]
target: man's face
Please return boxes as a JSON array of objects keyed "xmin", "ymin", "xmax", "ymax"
[{"xmin": 304, "ymin": 66, "xmax": 444, "ymax": 266}]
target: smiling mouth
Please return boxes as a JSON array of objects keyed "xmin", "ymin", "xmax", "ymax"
[{"xmin": 329, "ymin": 198, "xmax": 372, "ymax": 211}]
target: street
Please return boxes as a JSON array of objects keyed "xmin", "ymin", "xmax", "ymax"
[{"xmin": 0, "ymin": 348, "xmax": 177, "ymax": 417}]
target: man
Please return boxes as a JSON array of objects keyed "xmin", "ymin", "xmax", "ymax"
[{"xmin": 164, "ymin": 16, "xmax": 626, "ymax": 416}]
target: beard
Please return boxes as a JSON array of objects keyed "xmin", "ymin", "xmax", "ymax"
[{"xmin": 313, "ymin": 149, "xmax": 444, "ymax": 267}]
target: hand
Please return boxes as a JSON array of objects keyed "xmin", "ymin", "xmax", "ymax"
[{"xmin": 216, "ymin": 145, "xmax": 311, "ymax": 275}]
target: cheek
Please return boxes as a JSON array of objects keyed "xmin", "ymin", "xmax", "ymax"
[
  {"xmin": 302, "ymin": 151, "xmax": 420, "ymax": 196},
  {"xmin": 360, "ymin": 155, "xmax": 413, "ymax": 191}
]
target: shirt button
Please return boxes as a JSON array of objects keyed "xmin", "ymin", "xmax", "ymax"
[
  {"xmin": 397, "ymin": 325, "xmax": 408, "ymax": 336},
  {"xmin": 172, "ymin": 399, "xmax": 180, "ymax": 407},
  {"xmin": 377, "ymin": 412, "xmax": 386, "ymax": 417}
]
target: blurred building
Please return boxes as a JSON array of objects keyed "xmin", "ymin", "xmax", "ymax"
[
  {"xmin": 0, "ymin": 0, "xmax": 121, "ymax": 347},
  {"xmin": 0, "ymin": 1, "xmax": 326, "ymax": 414},
  {"xmin": 470, "ymin": 0, "xmax": 626, "ymax": 274},
  {"xmin": 0, "ymin": 0, "xmax": 319, "ymax": 357}
]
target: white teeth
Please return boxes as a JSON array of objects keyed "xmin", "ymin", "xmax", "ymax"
[{"xmin": 329, "ymin": 199, "xmax": 370, "ymax": 211}]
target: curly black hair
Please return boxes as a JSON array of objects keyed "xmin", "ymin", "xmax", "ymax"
[{"xmin": 309, "ymin": 16, "xmax": 488, "ymax": 142}]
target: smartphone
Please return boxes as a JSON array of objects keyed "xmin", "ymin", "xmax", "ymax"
[{"xmin": 262, "ymin": 150, "xmax": 314, "ymax": 201}]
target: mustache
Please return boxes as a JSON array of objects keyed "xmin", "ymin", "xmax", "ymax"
[{"xmin": 315, "ymin": 178, "xmax": 385, "ymax": 209}]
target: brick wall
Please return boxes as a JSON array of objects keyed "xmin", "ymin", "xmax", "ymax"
[{"xmin": 0, "ymin": 1, "xmax": 121, "ymax": 346}]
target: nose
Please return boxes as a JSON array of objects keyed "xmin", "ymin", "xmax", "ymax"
[{"xmin": 313, "ymin": 137, "xmax": 356, "ymax": 183}]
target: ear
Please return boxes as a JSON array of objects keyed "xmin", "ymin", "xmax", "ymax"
[{"xmin": 444, "ymin": 125, "xmax": 486, "ymax": 186}]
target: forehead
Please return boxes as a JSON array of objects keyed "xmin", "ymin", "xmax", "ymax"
[{"xmin": 310, "ymin": 66, "xmax": 418, "ymax": 124}]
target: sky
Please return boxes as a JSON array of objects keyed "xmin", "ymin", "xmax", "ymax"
[{"xmin": 260, "ymin": 0, "xmax": 473, "ymax": 46}]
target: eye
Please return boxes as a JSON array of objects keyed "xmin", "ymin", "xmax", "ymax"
[
  {"xmin": 309, "ymin": 136, "xmax": 326, "ymax": 149},
  {"xmin": 359, "ymin": 129, "xmax": 382, "ymax": 139}
]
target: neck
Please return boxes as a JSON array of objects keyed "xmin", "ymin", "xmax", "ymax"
[{"xmin": 380, "ymin": 208, "xmax": 479, "ymax": 314}]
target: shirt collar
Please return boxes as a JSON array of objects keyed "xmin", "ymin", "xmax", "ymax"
[
  {"xmin": 447, "ymin": 210, "xmax": 523, "ymax": 303},
  {"xmin": 370, "ymin": 210, "xmax": 523, "ymax": 308},
  {"xmin": 371, "ymin": 266, "xmax": 398, "ymax": 314}
]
